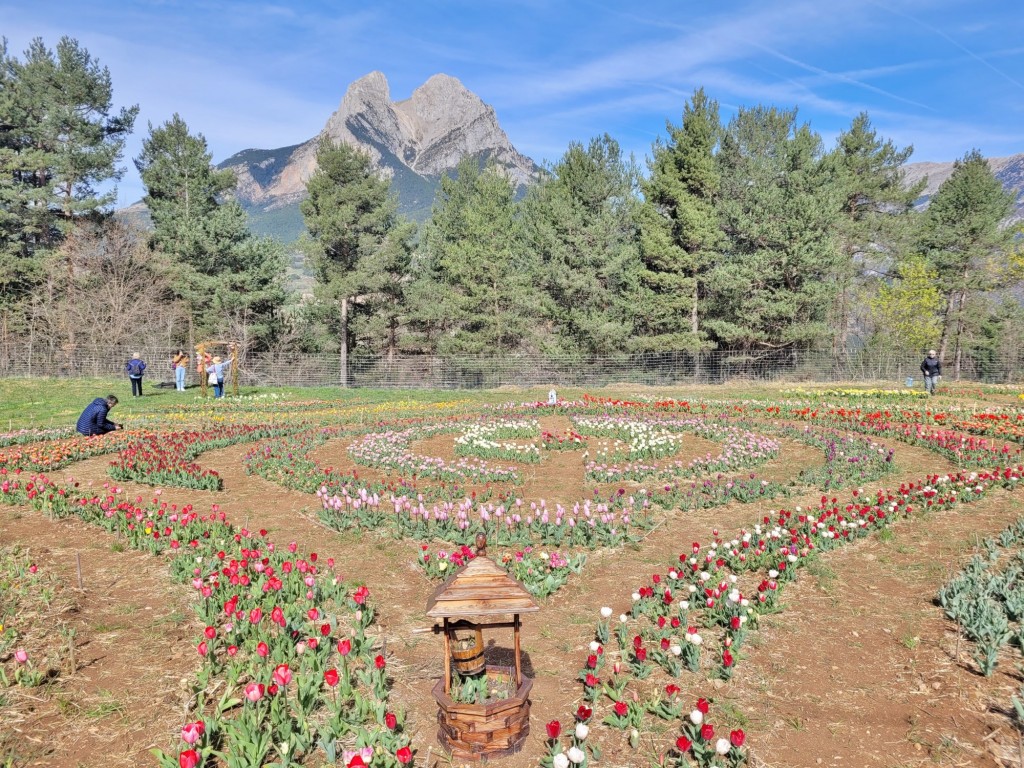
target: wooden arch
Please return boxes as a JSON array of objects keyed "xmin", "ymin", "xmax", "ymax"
[{"xmin": 194, "ymin": 340, "xmax": 239, "ymax": 397}]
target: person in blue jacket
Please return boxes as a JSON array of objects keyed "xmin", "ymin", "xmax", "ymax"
[
  {"xmin": 76, "ymin": 395, "xmax": 121, "ymax": 436},
  {"xmin": 125, "ymin": 353, "xmax": 147, "ymax": 397},
  {"xmin": 205, "ymin": 355, "xmax": 233, "ymax": 398}
]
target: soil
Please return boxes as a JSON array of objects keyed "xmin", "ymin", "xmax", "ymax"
[{"xmin": 3, "ymin": 405, "xmax": 1024, "ymax": 768}]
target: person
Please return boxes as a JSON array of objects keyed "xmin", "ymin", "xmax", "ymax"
[
  {"xmin": 171, "ymin": 349, "xmax": 188, "ymax": 392},
  {"xmin": 125, "ymin": 353, "xmax": 146, "ymax": 397},
  {"xmin": 921, "ymin": 349, "xmax": 942, "ymax": 396},
  {"xmin": 548, "ymin": 388, "xmax": 557, "ymax": 406},
  {"xmin": 206, "ymin": 354, "xmax": 233, "ymax": 398},
  {"xmin": 76, "ymin": 394, "xmax": 121, "ymax": 436}
]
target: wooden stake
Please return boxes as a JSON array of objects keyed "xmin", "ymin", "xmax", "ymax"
[
  {"xmin": 75, "ymin": 552, "xmax": 83, "ymax": 589},
  {"xmin": 443, "ymin": 618, "xmax": 451, "ymax": 694},
  {"xmin": 514, "ymin": 614, "xmax": 522, "ymax": 686}
]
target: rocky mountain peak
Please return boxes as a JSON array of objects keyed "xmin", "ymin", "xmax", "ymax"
[{"xmin": 218, "ymin": 71, "xmax": 539, "ymax": 238}]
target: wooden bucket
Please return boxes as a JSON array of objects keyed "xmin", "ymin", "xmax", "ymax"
[{"xmin": 450, "ymin": 625, "xmax": 485, "ymax": 676}]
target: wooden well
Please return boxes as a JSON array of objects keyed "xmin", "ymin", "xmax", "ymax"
[
  {"xmin": 433, "ymin": 671, "xmax": 533, "ymax": 761},
  {"xmin": 425, "ymin": 535, "xmax": 539, "ymax": 761}
]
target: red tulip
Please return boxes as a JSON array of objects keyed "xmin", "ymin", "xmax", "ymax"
[
  {"xmin": 244, "ymin": 682, "xmax": 264, "ymax": 702},
  {"xmin": 324, "ymin": 668, "xmax": 339, "ymax": 687},
  {"xmin": 546, "ymin": 720, "xmax": 561, "ymax": 739},
  {"xmin": 179, "ymin": 749, "xmax": 199, "ymax": 768},
  {"xmin": 396, "ymin": 746, "xmax": 412, "ymax": 764},
  {"xmin": 696, "ymin": 697, "xmax": 710, "ymax": 714},
  {"xmin": 730, "ymin": 729, "xmax": 745, "ymax": 747},
  {"xmin": 614, "ymin": 701, "xmax": 628, "ymax": 717},
  {"xmin": 337, "ymin": 638, "xmax": 351, "ymax": 656},
  {"xmin": 385, "ymin": 711, "xmax": 397, "ymax": 730},
  {"xmin": 273, "ymin": 663, "xmax": 292, "ymax": 686},
  {"xmin": 576, "ymin": 705, "xmax": 593, "ymax": 721},
  {"xmin": 374, "ymin": 654, "xmax": 386, "ymax": 670},
  {"xmin": 676, "ymin": 736, "xmax": 692, "ymax": 752},
  {"xmin": 700, "ymin": 723, "xmax": 714, "ymax": 741},
  {"xmin": 256, "ymin": 641, "xmax": 269, "ymax": 657},
  {"xmin": 196, "ymin": 641, "xmax": 208, "ymax": 657}
]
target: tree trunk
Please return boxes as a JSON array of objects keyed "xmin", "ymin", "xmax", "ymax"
[
  {"xmin": 938, "ymin": 290, "xmax": 957, "ymax": 361},
  {"xmin": 691, "ymin": 280, "xmax": 701, "ymax": 383},
  {"xmin": 953, "ymin": 290, "xmax": 967, "ymax": 380},
  {"xmin": 340, "ymin": 296, "xmax": 349, "ymax": 388}
]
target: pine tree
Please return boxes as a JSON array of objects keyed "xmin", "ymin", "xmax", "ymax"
[
  {"xmin": 301, "ymin": 139, "xmax": 414, "ymax": 380},
  {"xmin": 706, "ymin": 106, "xmax": 842, "ymax": 353},
  {"xmin": 0, "ymin": 36, "xmax": 137, "ymax": 337},
  {"xmin": 521, "ymin": 135, "xmax": 641, "ymax": 357},
  {"xmin": 136, "ymin": 115, "xmax": 284, "ymax": 349},
  {"xmin": 418, "ymin": 157, "xmax": 538, "ymax": 356},
  {"xmin": 829, "ymin": 113, "xmax": 922, "ymax": 355},
  {"xmin": 920, "ymin": 149, "xmax": 1015, "ymax": 378},
  {"xmin": 633, "ymin": 88, "xmax": 721, "ymax": 354}
]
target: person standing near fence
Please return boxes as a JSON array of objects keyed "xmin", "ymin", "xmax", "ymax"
[
  {"xmin": 920, "ymin": 349, "xmax": 942, "ymax": 396},
  {"xmin": 125, "ymin": 353, "xmax": 146, "ymax": 397},
  {"xmin": 171, "ymin": 349, "xmax": 188, "ymax": 391},
  {"xmin": 206, "ymin": 355, "xmax": 233, "ymax": 398}
]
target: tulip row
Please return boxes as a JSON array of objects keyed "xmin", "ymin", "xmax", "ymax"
[
  {"xmin": 0, "ymin": 466, "xmax": 413, "ymax": 768},
  {"xmin": 938, "ymin": 516, "xmax": 1024, "ymax": 676},
  {"xmin": 110, "ymin": 423, "xmax": 305, "ymax": 490},
  {"xmin": 416, "ymin": 543, "xmax": 586, "ymax": 599},
  {"xmin": 546, "ymin": 444, "xmax": 1024, "ymax": 766}
]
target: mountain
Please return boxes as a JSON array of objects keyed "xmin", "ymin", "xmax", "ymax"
[
  {"xmin": 903, "ymin": 153, "xmax": 1024, "ymax": 222},
  {"xmin": 218, "ymin": 71, "xmax": 539, "ymax": 241}
]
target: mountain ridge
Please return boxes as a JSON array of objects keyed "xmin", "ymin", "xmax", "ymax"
[{"xmin": 218, "ymin": 71, "xmax": 539, "ymax": 237}]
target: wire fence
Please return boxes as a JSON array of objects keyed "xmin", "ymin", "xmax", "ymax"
[{"xmin": 1, "ymin": 343, "xmax": 1021, "ymax": 389}]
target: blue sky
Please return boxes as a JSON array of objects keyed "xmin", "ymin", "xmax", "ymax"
[{"xmin": 3, "ymin": 0, "xmax": 1022, "ymax": 206}]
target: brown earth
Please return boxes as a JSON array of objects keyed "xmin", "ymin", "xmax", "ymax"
[{"xmin": 3, "ymin": 409, "xmax": 1024, "ymax": 768}]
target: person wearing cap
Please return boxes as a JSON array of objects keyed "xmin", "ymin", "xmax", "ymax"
[
  {"xmin": 205, "ymin": 354, "xmax": 233, "ymax": 398},
  {"xmin": 920, "ymin": 349, "xmax": 941, "ymax": 396}
]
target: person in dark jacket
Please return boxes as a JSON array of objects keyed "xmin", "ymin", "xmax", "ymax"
[
  {"xmin": 125, "ymin": 353, "xmax": 146, "ymax": 397},
  {"xmin": 76, "ymin": 395, "xmax": 121, "ymax": 436},
  {"xmin": 920, "ymin": 349, "xmax": 942, "ymax": 396}
]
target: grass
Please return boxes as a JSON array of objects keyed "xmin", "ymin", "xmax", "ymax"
[{"xmin": 0, "ymin": 377, "xmax": 508, "ymax": 432}]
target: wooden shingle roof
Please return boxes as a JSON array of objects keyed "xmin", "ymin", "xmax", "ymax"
[{"xmin": 426, "ymin": 555, "xmax": 540, "ymax": 618}]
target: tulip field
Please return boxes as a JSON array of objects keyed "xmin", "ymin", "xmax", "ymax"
[{"xmin": 4, "ymin": 382, "xmax": 1024, "ymax": 768}]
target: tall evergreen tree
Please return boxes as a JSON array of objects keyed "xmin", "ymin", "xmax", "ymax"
[
  {"xmin": 521, "ymin": 135, "xmax": 641, "ymax": 357},
  {"xmin": 0, "ymin": 36, "xmax": 137, "ymax": 338},
  {"xmin": 706, "ymin": 106, "xmax": 842, "ymax": 352},
  {"xmin": 829, "ymin": 113, "xmax": 922, "ymax": 354},
  {"xmin": 919, "ymin": 149, "xmax": 1015, "ymax": 377},
  {"xmin": 633, "ymin": 88, "xmax": 721, "ymax": 354},
  {"xmin": 136, "ymin": 115, "xmax": 285, "ymax": 349},
  {"xmin": 301, "ymin": 139, "xmax": 414, "ymax": 379},
  {"xmin": 418, "ymin": 157, "xmax": 538, "ymax": 356}
]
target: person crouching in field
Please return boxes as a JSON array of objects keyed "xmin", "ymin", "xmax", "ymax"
[{"xmin": 76, "ymin": 395, "xmax": 121, "ymax": 436}]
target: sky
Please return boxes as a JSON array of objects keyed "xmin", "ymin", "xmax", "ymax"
[{"xmin": 3, "ymin": 0, "xmax": 1023, "ymax": 206}]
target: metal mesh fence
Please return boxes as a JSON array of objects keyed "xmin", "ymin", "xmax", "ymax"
[{"xmin": 1, "ymin": 342, "xmax": 1021, "ymax": 388}]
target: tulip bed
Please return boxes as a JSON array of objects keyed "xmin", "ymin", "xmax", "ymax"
[{"xmin": 3, "ymin": 386, "xmax": 1024, "ymax": 768}]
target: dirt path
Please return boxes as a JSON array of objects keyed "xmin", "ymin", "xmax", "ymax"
[
  {"xmin": 39, "ymin": 417, "xmax": 1024, "ymax": 768},
  {"xmin": 0, "ymin": 505, "xmax": 198, "ymax": 768}
]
